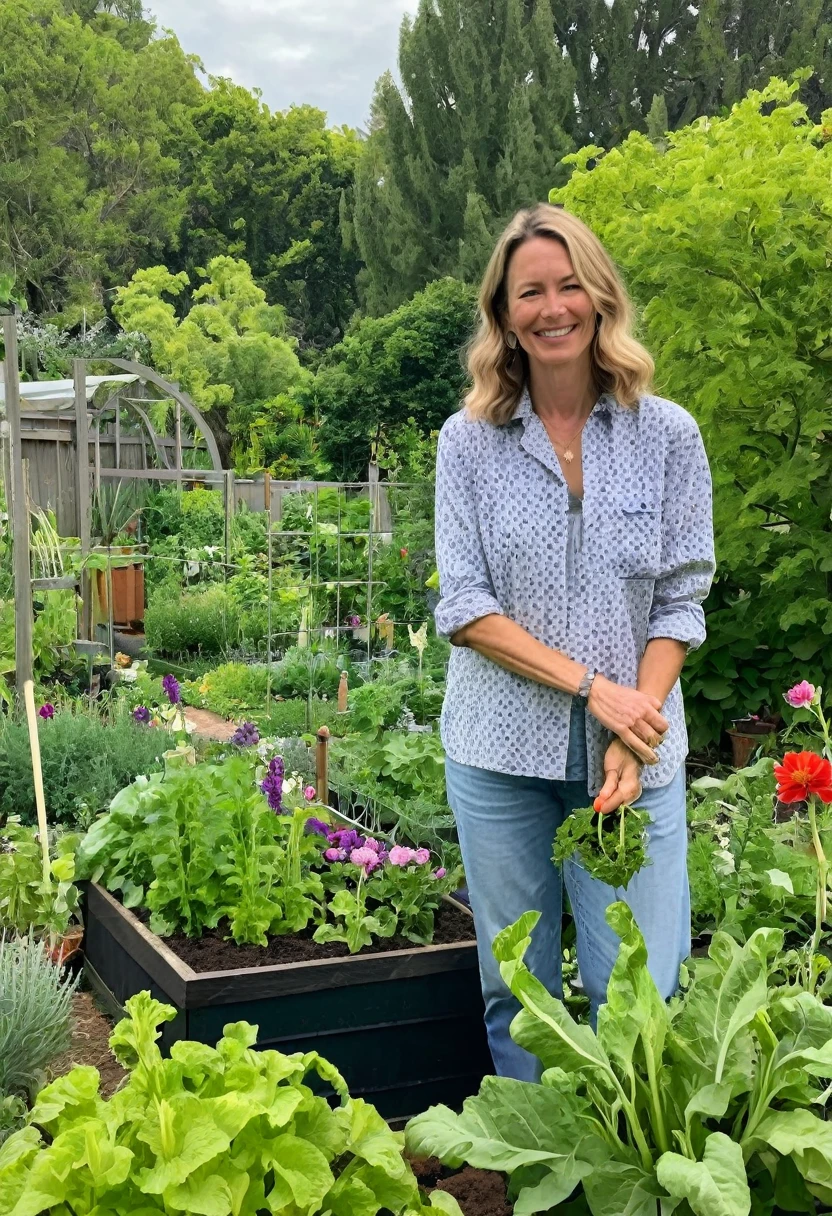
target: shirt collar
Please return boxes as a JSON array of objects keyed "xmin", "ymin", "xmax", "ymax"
[{"xmin": 509, "ymin": 385, "xmax": 617, "ymax": 423}]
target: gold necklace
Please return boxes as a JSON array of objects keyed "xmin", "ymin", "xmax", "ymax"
[{"xmin": 547, "ymin": 413, "xmax": 591, "ymax": 464}]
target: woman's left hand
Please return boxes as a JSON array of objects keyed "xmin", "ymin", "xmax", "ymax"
[{"xmin": 595, "ymin": 738, "xmax": 644, "ymax": 814}]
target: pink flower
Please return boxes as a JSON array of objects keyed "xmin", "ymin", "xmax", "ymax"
[
  {"xmin": 350, "ymin": 846, "xmax": 382, "ymax": 874},
  {"xmin": 303, "ymin": 785, "xmax": 316, "ymax": 801},
  {"xmin": 414, "ymin": 848, "xmax": 431, "ymax": 865},
  {"xmin": 432, "ymin": 867, "xmax": 447, "ymax": 879},
  {"xmin": 784, "ymin": 680, "xmax": 816, "ymax": 709},
  {"xmin": 324, "ymin": 847, "xmax": 346, "ymax": 863},
  {"xmin": 389, "ymin": 845, "xmax": 417, "ymax": 866}
]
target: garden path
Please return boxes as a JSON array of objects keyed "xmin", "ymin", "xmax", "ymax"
[{"xmin": 184, "ymin": 707, "xmax": 237, "ymax": 741}]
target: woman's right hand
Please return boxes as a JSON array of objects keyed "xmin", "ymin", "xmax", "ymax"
[{"xmin": 586, "ymin": 674, "xmax": 668, "ymax": 765}]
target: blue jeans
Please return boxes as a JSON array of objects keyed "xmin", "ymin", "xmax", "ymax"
[{"xmin": 445, "ymin": 705, "xmax": 690, "ymax": 1080}]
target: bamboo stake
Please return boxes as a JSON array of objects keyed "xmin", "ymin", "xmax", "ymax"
[
  {"xmin": 22, "ymin": 679, "xmax": 51, "ymax": 884},
  {"xmin": 316, "ymin": 726, "xmax": 330, "ymax": 807}
]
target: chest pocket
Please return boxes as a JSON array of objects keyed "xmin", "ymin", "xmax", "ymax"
[{"xmin": 603, "ymin": 495, "xmax": 662, "ymax": 578}]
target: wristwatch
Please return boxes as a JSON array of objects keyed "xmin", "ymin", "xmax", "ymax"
[{"xmin": 577, "ymin": 668, "xmax": 598, "ymax": 699}]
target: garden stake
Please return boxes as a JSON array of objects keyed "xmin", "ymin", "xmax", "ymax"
[
  {"xmin": 22, "ymin": 678, "xmax": 51, "ymax": 884},
  {"xmin": 316, "ymin": 726, "xmax": 330, "ymax": 807}
]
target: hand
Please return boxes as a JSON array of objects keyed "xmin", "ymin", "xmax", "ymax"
[
  {"xmin": 585, "ymin": 673, "xmax": 668, "ymax": 765},
  {"xmin": 595, "ymin": 738, "xmax": 643, "ymax": 814}
]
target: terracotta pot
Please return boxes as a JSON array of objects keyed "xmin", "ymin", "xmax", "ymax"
[
  {"xmin": 95, "ymin": 552, "xmax": 145, "ymax": 627},
  {"xmin": 727, "ymin": 724, "xmax": 776, "ymax": 769},
  {"xmin": 45, "ymin": 925, "xmax": 84, "ymax": 966}
]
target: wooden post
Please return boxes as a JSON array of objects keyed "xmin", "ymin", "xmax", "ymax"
[
  {"xmin": 175, "ymin": 400, "xmax": 182, "ymax": 491},
  {"xmin": 316, "ymin": 726, "xmax": 330, "ymax": 807},
  {"xmin": 74, "ymin": 358, "xmax": 91, "ymax": 639},
  {"xmin": 223, "ymin": 469, "xmax": 234, "ymax": 576},
  {"xmin": 3, "ymin": 313, "xmax": 35, "ymax": 698},
  {"xmin": 22, "ymin": 679, "xmax": 51, "ymax": 884}
]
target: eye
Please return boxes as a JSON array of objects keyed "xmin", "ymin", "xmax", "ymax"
[
  {"xmin": 563, "ymin": 283, "xmax": 581, "ymax": 291},
  {"xmin": 520, "ymin": 288, "xmax": 538, "ymax": 298}
]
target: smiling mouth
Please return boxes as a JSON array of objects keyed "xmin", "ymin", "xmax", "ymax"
[{"xmin": 535, "ymin": 325, "xmax": 576, "ymax": 338}]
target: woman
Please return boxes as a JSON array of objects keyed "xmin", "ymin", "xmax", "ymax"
[{"xmin": 434, "ymin": 204, "xmax": 715, "ymax": 1080}]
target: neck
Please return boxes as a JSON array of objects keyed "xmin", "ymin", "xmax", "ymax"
[{"xmin": 527, "ymin": 355, "xmax": 597, "ymax": 424}]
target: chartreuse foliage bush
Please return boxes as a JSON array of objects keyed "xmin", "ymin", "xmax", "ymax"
[
  {"xmin": 0, "ymin": 990, "xmax": 460, "ymax": 1216},
  {"xmin": 408, "ymin": 902, "xmax": 832, "ymax": 1216},
  {"xmin": 551, "ymin": 73, "xmax": 832, "ymax": 750}
]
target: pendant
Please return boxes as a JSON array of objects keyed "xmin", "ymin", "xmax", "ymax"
[{"xmin": 563, "ymin": 449, "xmax": 574, "ymax": 463}]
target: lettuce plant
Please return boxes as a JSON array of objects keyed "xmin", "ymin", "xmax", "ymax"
[
  {"xmin": 407, "ymin": 903, "xmax": 832, "ymax": 1216},
  {"xmin": 0, "ymin": 990, "xmax": 460, "ymax": 1216}
]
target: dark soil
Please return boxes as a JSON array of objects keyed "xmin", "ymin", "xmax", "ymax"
[
  {"xmin": 410, "ymin": 1156, "xmax": 513, "ymax": 1216},
  {"xmin": 49, "ymin": 991, "xmax": 127, "ymax": 1098},
  {"xmin": 134, "ymin": 901, "xmax": 475, "ymax": 972}
]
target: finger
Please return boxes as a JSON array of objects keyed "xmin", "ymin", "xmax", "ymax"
[
  {"xmin": 630, "ymin": 720, "xmax": 662, "ymax": 749},
  {"xmin": 619, "ymin": 729, "xmax": 659, "ymax": 765},
  {"xmin": 596, "ymin": 771, "xmax": 620, "ymax": 815},
  {"xmin": 599, "ymin": 785, "xmax": 627, "ymax": 813},
  {"xmin": 643, "ymin": 708, "xmax": 669, "ymax": 734}
]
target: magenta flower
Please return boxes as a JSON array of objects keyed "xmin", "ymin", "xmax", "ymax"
[
  {"xmin": 433, "ymin": 867, "xmax": 447, "ymax": 879},
  {"xmin": 303, "ymin": 785, "xmax": 316, "ymax": 801},
  {"xmin": 350, "ymin": 846, "xmax": 384, "ymax": 874},
  {"xmin": 325, "ymin": 846, "xmax": 347, "ymax": 862},
  {"xmin": 133, "ymin": 706, "xmax": 151, "ymax": 724},
  {"xmin": 38, "ymin": 703, "xmax": 55, "ymax": 720},
  {"xmin": 414, "ymin": 848, "xmax": 431, "ymax": 865},
  {"xmin": 161, "ymin": 673, "xmax": 181, "ymax": 705},
  {"xmin": 346, "ymin": 614, "xmax": 361, "ymax": 628},
  {"xmin": 389, "ymin": 845, "xmax": 417, "ymax": 867},
  {"xmin": 784, "ymin": 680, "xmax": 816, "ymax": 709}
]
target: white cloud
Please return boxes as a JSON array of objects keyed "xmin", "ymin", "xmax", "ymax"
[{"xmin": 146, "ymin": 0, "xmax": 416, "ymax": 128}]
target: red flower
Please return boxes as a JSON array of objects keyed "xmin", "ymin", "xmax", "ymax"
[
  {"xmin": 400, "ymin": 547, "xmax": 408, "ymax": 558},
  {"xmin": 774, "ymin": 751, "xmax": 832, "ymax": 804}
]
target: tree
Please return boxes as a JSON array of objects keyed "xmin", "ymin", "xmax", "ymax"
[
  {"xmin": 169, "ymin": 82, "xmax": 364, "ymax": 358},
  {"xmin": 0, "ymin": 0, "xmax": 201, "ymax": 321},
  {"xmin": 551, "ymin": 72, "xmax": 832, "ymax": 747},
  {"xmin": 312, "ymin": 277, "xmax": 477, "ymax": 479},
  {"xmin": 113, "ymin": 256, "xmax": 310, "ymax": 470},
  {"xmin": 348, "ymin": 0, "xmax": 575, "ymax": 312}
]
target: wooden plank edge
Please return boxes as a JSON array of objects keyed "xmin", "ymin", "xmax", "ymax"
[{"xmin": 87, "ymin": 883, "xmax": 195, "ymax": 1005}]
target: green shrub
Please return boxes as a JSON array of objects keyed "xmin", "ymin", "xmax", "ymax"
[
  {"xmin": 0, "ymin": 932, "xmax": 79, "ymax": 1143},
  {"xmin": 0, "ymin": 705, "xmax": 169, "ymax": 828},
  {"xmin": 182, "ymin": 662, "xmax": 270, "ymax": 718},
  {"xmin": 259, "ymin": 697, "xmax": 348, "ymax": 737},
  {"xmin": 144, "ymin": 585, "xmax": 240, "ymax": 656},
  {"xmin": 273, "ymin": 646, "xmax": 345, "ymax": 698}
]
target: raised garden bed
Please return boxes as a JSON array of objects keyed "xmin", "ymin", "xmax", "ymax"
[{"xmin": 83, "ymin": 881, "xmax": 492, "ymax": 1119}]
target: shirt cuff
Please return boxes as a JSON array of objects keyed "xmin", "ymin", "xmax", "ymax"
[
  {"xmin": 647, "ymin": 601, "xmax": 706, "ymax": 651},
  {"xmin": 434, "ymin": 589, "xmax": 505, "ymax": 639}
]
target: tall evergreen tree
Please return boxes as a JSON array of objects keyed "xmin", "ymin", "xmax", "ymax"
[{"xmin": 349, "ymin": 0, "xmax": 575, "ymax": 312}]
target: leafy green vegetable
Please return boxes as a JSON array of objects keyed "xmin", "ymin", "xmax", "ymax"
[
  {"xmin": 406, "ymin": 903, "xmax": 832, "ymax": 1216},
  {"xmin": 0, "ymin": 819, "xmax": 80, "ymax": 937},
  {"xmin": 553, "ymin": 804, "xmax": 650, "ymax": 889},
  {"xmin": 0, "ymin": 990, "xmax": 459, "ymax": 1216}
]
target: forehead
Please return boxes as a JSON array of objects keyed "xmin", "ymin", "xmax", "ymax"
[{"xmin": 507, "ymin": 235, "xmax": 575, "ymax": 288}]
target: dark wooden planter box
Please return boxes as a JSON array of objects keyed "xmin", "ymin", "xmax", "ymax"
[{"xmin": 83, "ymin": 882, "xmax": 492, "ymax": 1120}]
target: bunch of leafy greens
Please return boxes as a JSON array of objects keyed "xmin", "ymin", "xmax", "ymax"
[
  {"xmin": 0, "ymin": 819, "xmax": 80, "ymax": 937},
  {"xmin": 553, "ymin": 804, "xmax": 650, "ymax": 889},
  {"xmin": 407, "ymin": 903, "xmax": 832, "ymax": 1216},
  {"xmin": 0, "ymin": 990, "xmax": 460, "ymax": 1216}
]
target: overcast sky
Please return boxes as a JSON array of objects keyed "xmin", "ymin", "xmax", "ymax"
[{"xmin": 146, "ymin": 0, "xmax": 418, "ymax": 130}]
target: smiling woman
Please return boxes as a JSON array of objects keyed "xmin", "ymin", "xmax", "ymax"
[{"xmin": 435, "ymin": 202, "xmax": 716, "ymax": 1080}]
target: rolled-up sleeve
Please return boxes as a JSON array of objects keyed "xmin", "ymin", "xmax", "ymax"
[
  {"xmin": 647, "ymin": 416, "xmax": 715, "ymax": 651},
  {"xmin": 434, "ymin": 415, "xmax": 505, "ymax": 639}
]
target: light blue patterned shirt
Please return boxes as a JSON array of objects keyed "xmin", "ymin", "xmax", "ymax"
[{"xmin": 434, "ymin": 387, "xmax": 715, "ymax": 794}]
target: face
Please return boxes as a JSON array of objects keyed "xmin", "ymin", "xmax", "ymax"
[{"xmin": 504, "ymin": 236, "xmax": 597, "ymax": 371}]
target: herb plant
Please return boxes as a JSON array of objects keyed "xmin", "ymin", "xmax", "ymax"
[
  {"xmin": 0, "ymin": 819, "xmax": 80, "ymax": 938},
  {"xmin": 0, "ymin": 990, "xmax": 461, "ymax": 1216},
  {"xmin": 554, "ymin": 802, "xmax": 650, "ymax": 889},
  {"xmin": 408, "ymin": 902, "xmax": 832, "ymax": 1216}
]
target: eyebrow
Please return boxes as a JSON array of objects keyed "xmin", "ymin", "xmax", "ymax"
[{"xmin": 515, "ymin": 272, "xmax": 579, "ymax": 290}]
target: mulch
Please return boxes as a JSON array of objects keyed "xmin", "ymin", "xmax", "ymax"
[
  {"xmin": 140, "ymin": 900, "xmax": 475, "ymax": 972},
  {"xmin": 49, "ymin": 990, "xmax": 127, "ymax": 1098},
  {"xmin": 410, "ymin": 1156, "xmax": 513, "ymax": 1216}
]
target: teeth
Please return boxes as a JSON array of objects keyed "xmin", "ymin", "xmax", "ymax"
[{"xmin": 538, "ymin": 326, "xmax": 574, "ymax": 337}]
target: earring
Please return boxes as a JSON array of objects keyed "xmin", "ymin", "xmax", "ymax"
[{"xmin": 505, "ymin": 330, "xmax": 518, "ymax": 350}]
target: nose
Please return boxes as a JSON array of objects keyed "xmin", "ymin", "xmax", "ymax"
[{"xmin": 539, "ymin": 291, "xmax": 568, "ymax": 320}]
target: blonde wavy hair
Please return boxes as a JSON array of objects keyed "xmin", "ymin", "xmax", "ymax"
[{"xmin": 464, "ymin": 204, "xmax": 654, "ymax": 424}]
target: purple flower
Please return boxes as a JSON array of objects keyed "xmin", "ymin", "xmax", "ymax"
[
  {"xmin": 328, "ymin": 828, "xmax": 363, "ymax": 852},
  {"xmin": 161, "ymin": 674, "xmax": 181, "ymax": 705},
  {"xmin": 324, "ymin": 847, "xmax": 347, "ymax": 863},
  {"xmin": 363, "ymin": 837, "xmax": 389, "ymax": 864},
  {"xmin": 133, "ymin": 706, "xmax": 151, "ymax": 724},
  {"xmin": 432, "ymin": 867, "xmax": 447, "ymax": 879},
  {"xmin": 389, "ymin": 845, "xmax": 417, "ymax": 867},
  {"xmin": 231, "ymin": 721, "xmax": 260, "ymax": 747},
  {"xmin": 346, "ymin": 614, "xmax": 361, "ymax": 628},
  {"xmin": 350, "ymin": 846, "xmax": 383, "ymax": 875},
  {"xmin": 261, "ymin": 755, "xmax": 285, "ymax": 812},
  {"xmin": 305, "ymin": 817, "xmax": 331, "ymax": 837},
  {"xmin": 784, "ymin": 680, "xmax": 816, "ymax": 709},
  {"xmin": 303, "ymin": 785, "xmax": 316, "ymax": 801},
  {"xmin": 38, "ymin": 703, "xmax": 55, "ymax": 720}
]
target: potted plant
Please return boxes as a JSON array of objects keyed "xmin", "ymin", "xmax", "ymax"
[
  {"xmin": 90, "ymin": 483, "xmax": 146, "ymax": 629},
  {"xmin": 726, "ymin": 709, "xmax": 778, "ymax": 768}
]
